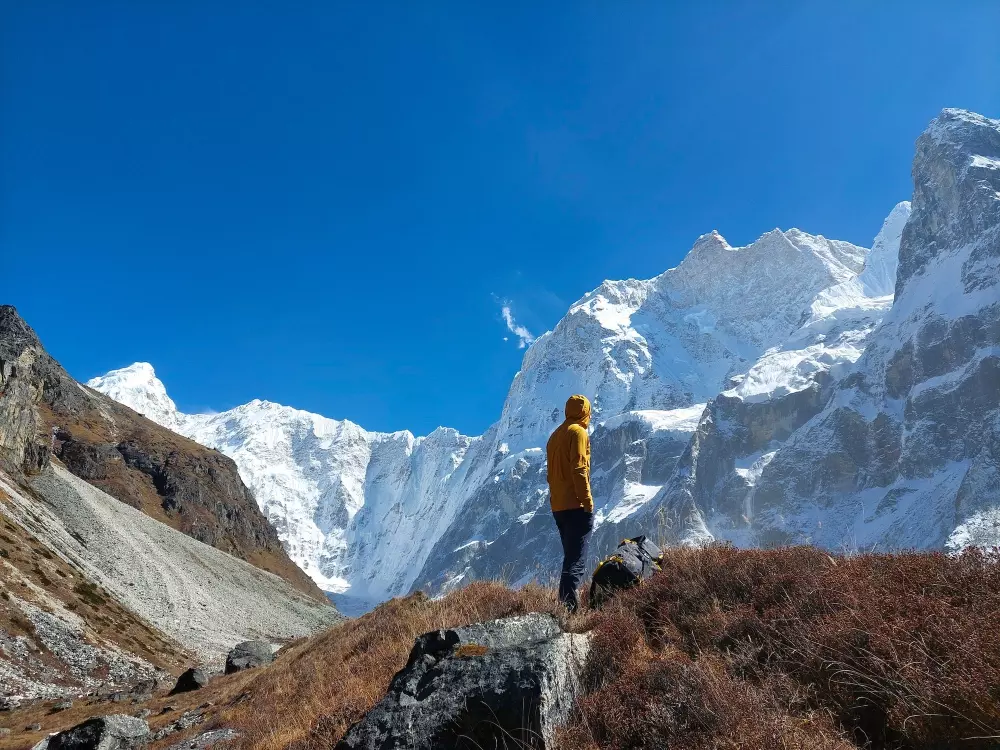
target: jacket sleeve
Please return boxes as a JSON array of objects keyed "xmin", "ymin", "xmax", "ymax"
[{"xmin": 569, "ymin": 425, "xmax": 593, "ymax": 511}]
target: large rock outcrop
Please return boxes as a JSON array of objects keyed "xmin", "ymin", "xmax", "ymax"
[
  {"xmin": 336, "ymin": 614, "xmax": 590, "ymax": 750},
  {"xmin": 37, "ymin": 715, "xmax": 149, "ymax": 750}
]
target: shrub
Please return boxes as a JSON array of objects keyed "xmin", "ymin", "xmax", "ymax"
[{"xmin": 561, "ymin": 545, "xmax": 1000, "ymax": 750}]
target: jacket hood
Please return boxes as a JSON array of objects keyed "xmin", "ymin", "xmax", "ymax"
[{"xmin": 564, "ymin": 394, "xmax": 591, "ymax": 427}]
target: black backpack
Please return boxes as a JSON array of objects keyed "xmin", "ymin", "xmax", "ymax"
[{"xmin": 588, "ymin": 535, "xmax": 663, "ymax": 609}]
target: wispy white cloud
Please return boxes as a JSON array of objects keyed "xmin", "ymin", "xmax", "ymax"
[{"xmin": 500, "ymin": 303, "xmax": 535, "ymax": 349}]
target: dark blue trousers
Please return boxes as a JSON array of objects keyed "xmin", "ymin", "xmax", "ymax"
[{"xmin": 553, "ymin": 508, "xmax": 594, "ymax": 612}]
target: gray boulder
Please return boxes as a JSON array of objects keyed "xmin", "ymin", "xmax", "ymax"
[
  {"xmin": 169, "ymin": 668, "xmax": 210, "ymax": 695},
  {"xmin": 336, "ymin": 613, "xmax": 590, "ymax": 750},
  {"xmin": 38, "ymin": 715, "xmax": 148, "ymax": 750},
  {"xmin": 224, "ymin": 641, "xmax": 273, "ymax": 674}
]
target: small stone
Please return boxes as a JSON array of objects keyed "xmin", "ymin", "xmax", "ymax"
[
  {"xmin": 170, "ymin": 667, "xmax": 210, "ymax": 695},
  {"xmin": 132, "ymin": 679, "xmax": 157, "ymax": 695},
  {"xmin": 0, "ymin": 728, "xmax": 11, "ymax": 737},
  {"xmin": 224, "ymin": 641, "xmax": 273, "ymax": 674},
  {"xmin": 26, "ymin": 723, "xmax": 42, "ymax": 731},
  {"xmin": 0, "ymin": 697, "xmax": 21, "ymax": 711},
  {"xmin": 52, "ymin": 700, "xmax": 73, "ymax": 712},
  {"xmin": 161, "ymin": 706, "xmax": 177, "ymax": 714},
  {"xmin": 134, "ymin": 709, "xmax": 152, "ymax": 719}
]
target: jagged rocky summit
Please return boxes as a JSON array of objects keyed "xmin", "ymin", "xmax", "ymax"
[
  {"xmin": 91, "ymin": 108, "xmax": 999, "ymax": 608},
  {"xmin": 646, "ymin": 107, "xmax": 1000, "ymax": 553}
]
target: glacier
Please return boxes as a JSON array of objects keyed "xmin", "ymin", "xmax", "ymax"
[{"xmin": 90, "ymin": 108, "xmax": 1000, "ymax": 609}]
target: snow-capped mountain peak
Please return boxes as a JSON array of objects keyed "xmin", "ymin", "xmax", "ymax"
[
  {"xmin": 87, "ymin": 362, "xmax": 182, "ymax": 430},
  {"xmin": 860, "ymin": 201, "xmax": 912, "ymax": 297}
]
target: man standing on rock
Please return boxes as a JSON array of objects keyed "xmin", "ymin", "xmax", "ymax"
[{"xmin": 546, "ymin": 394, "xmax": 594, "ymax": 612}]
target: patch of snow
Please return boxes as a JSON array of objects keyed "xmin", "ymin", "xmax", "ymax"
[
  {"xmin": 599, "ymin": 405, "xmax": 707, "ymax": 435},
  {"xmin": 971, "ymin": 154, "xmax": 1000, "ymax": 170}
]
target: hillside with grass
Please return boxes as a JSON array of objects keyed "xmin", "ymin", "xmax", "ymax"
[{"xmin": 5, "ymin": 546, "xmax": 997, "ymax": 749}]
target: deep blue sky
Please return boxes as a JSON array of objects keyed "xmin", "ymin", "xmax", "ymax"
[{"xmin": 3, "ymin": 2, "xmax": 998, "ymax": 435}]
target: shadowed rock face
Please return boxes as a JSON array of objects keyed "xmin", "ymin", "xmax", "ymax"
[
  {"xmin": 897, "ymin": 110, "xmax": 1000, "ymax": 294},
  {"xmin": 336, "ymin": 614, "xmax": 590, "ymax": 750},
  {"xmin": 0, "ymin": 305, "xmax": 324, "ymax": 600},
  {"xmin": 0, "ymin": 306, "xmax": 51, "ymax": 475}
]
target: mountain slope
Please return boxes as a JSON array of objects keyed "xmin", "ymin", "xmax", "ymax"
[
  {"xmin": 656, "ymin": 108, "xmax": 1000, "ymax": 553},
  {"xmin": 0, "ymin": 306, "xmax": 325, "ymax": 601},
  {"xmin": 0, "ymin": 308, "xmax": 340, "ymax": 699},
  {"xmin": 0, "ymin": 474, "xmax": 187, "ymax": 700},
  {"xmin": 3, "ymin": 465, "xmax": 340, "ymax": 661}
]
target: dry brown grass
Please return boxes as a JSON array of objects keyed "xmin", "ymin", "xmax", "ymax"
[
  {"xmin": 221, "ymin": 546, "xmax": 1000, "ymax": 750},
  {"xmin": 7, "ymin": 546, "xmax": 999, "ymax": 750},
  {"xmin": 560, "ymin": 544, "xmax": 1000, "ymax": 750}
]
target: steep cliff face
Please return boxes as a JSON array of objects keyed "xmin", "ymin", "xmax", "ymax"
[
  {"xmin": 0, "ymin": 306, "xmax": 324, "ymax": 601},
  {"xmin": 653, "ymin": 109, "xmax": 1000, "ymax": 553},
  {"xmin": 0, "ymin": 307, "xmax": 53, "ymax": 476}
]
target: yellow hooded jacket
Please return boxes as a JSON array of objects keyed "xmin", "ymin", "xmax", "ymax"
[{"xmin": 546, "ymin": 395, "xmax": 593, "ymax": 513}]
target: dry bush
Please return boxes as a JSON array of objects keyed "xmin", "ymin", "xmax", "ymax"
[{"xmin": 560, "ymin": 545, "xmax": 1000, "ymax": 750}]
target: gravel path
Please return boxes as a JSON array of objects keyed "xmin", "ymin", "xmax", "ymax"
[{"xmin": 17, "ymin": 465, "xmax": 340, "ymax": 662}]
